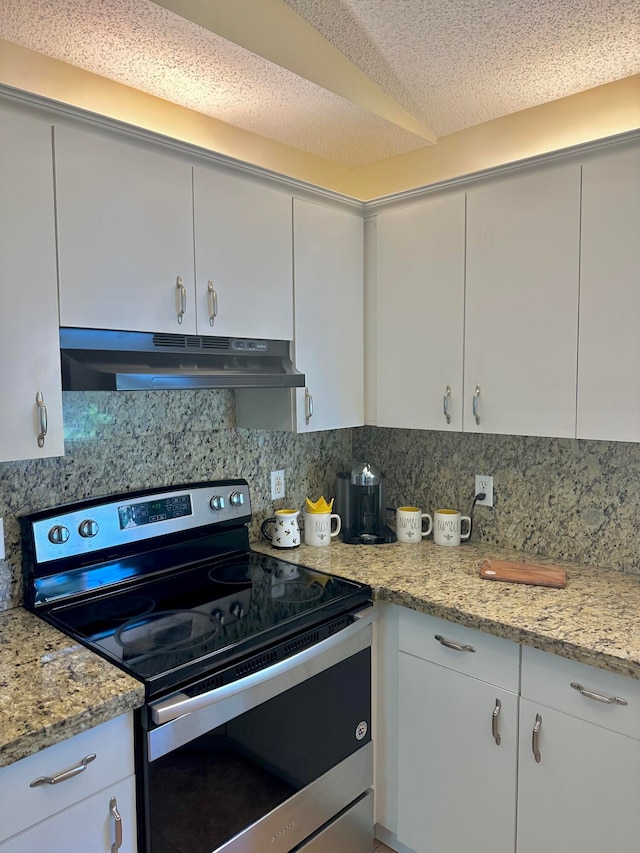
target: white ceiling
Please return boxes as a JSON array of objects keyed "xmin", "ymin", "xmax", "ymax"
[{"xmin": 1, "ymin": 0, "xmax": 639, "ymax": 168}]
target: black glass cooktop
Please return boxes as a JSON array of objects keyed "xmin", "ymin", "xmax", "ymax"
[{"xmin": 42, "ymin": 550, "xmax": 370, "ymax": 695}]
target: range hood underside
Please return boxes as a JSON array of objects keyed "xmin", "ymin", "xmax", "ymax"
[{"xmin": 60, "ymin": 329, "xmax": 305, "ymax": 391}]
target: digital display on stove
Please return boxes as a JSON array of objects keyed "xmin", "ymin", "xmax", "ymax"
[{"xmin": 118, "ymin": 495, "xmax": 193, "ymax": 529}]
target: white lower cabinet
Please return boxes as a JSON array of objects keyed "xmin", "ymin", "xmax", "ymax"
[
  {"xmin": 0, "ymin": 714, "xmax": 136, "ymax": 852},
  {"xmin": 517, "ymin": 646, "xmax": 640, "ymax": 853},
  {"xmin": 381, "ymin": 607, "xmax": 640, "ymax": 853},
  {"xmin": 397, "ymin": 654, "xmax": 518, "ymax": 853},
  {"xmin": 0, "ymin": 775, "xmax": 136, "ymax": 853},
  {"xmin": 395, "ymin": 609, "xmax": 519, "ymax": 853}
]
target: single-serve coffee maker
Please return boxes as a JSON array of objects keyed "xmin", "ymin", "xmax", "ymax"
[{"xmin": 335, "ymin": 462, "xmax": 396, "ymax": 545}]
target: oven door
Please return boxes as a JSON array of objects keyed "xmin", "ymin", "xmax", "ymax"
[{"xmin": 142, "ymin": 610, "xmax": 374, "ymax": 853}]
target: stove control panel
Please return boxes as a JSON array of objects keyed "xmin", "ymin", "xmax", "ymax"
[{"xmin": 30, "ymin": 481, "xmax": 252, "ymax": 564}]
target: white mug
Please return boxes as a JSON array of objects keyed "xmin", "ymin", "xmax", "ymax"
[
  {"xmin": 395, "ymin": 506, "xmax": 433, "ymax": 543},
  {"xmin": 261, "ymin": 509, "xmax": 301, "ymax": 548},
  {"xmin": 433, "ymin": 509, "xmax": 471, "ymax": 546},
  {"xmin": 304, "ymin": 511, "xmax": 341, "ymax": 546}
]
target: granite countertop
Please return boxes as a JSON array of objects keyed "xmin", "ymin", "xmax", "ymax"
[
  {"xmin": 251, "ymin": 539, "xmax": 640, "ymax": 680},
  {"xmin": 4, "ymin": 538, "xmax": 640, "ymax": 769},
  {"xmin": 0, "ymin": 608, "xmax": 144, "ymax": 768}
]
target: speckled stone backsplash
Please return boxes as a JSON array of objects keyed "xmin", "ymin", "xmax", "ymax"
[
  {"xmin": 353, "ymin": 426, "xmax": 640, "ymax": 576},
  {"xmin": 4, "ymin": 401, "xmax": 640, "ymax": 611},
  {"xmin": 0, "ymin": 391, "xmax": 351, "ymax": 611}
]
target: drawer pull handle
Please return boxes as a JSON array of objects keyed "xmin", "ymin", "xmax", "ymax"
[
  {"xmin": 30, "ymin": 753, "xmax": 96, "ymax": 787},
  {"xmin": 443, "ymin": 385, "xmax": 452, "ymax": 424},
  {"xmin": 570, "ymin": 681, "xmax": 628, "ymax": 706},
  {"xmin": 110, "ymin": 796, "xmax": 123, "ymax": 852},
  {"xmin": 305, "ymin": 387, "xmax": 314, "ymax": 424},
  {"xmin": 473, "ymin": 384, "xmax": 481, "ymax": 425},
  {"xmin": 434, "ymin": 634, "xmax": 476, "ymax": 653},
  {"xmin": 532, "ymin": 713, "xmax": 542, "ymax": 763},
  {"xmin": 176, "ymin": 275, "xmax": 187, "ymax": 324},
  {"xmin": 492, "ymin": 698, "xmax": 502, "ymax": 745},
  {"xmin": 36, "ymin": 391, "xmax": 47, "ymax": 448},
  {"xmin": 207, "ymin": 280, "xmax": 218, "ymax": 326}
]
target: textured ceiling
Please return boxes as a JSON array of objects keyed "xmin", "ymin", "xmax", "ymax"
[
  {"xmin": 1, "ymin": 0, "xmax": 639, "ymax": 167},
  {"xmin": 286, "ymin": 0, "xmax": 640, "ymax": 137}
]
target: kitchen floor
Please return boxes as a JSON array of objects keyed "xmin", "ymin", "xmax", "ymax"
[{"xmin": 373, "ymin": 842, "xmax": 394, "ymax": 852}]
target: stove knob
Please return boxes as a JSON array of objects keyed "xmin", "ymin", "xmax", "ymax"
[
  {"xmin": 209, "ymin": 495, "xmax": 226, "ymax": 512},
  {"xmin": 212, "ymin": 609, "xmax": 225, "ymax": 625},
  {"xmin": 230, "ymin": 601, "xmax": 245, "ymax": 619},
  {"xmin": 229, "ymin": 491, "xmax": 245, "ymax": 508},
  {"xmin": 78, "ymin": 519, "xmax": 99, "ymax": 538},
  {"xmin": 48, "ymin": 525, "xmax": 70, "ymax": 545}
]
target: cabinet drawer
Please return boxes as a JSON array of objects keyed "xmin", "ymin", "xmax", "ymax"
[
  {"xmin": 521, "ymin": 645, "xmax": 640, "ymax": 739},
  {"xmin": 398, "ymin": 608, "xmax": 520, "ymax": 691},
  {"xmin": 0, "ymin": 714, "xmax": 134, "ymax": 843},
  {"xmin": 0, "ymin": 774, "xmax": 136, "ymax": 852}
]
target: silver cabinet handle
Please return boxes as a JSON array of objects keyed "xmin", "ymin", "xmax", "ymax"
[
  {"xmin": 532, "ymin": 713, "xmax": 542, "ymax": 763},
  {"xmin": 207, "ymin": 280, "xmax": 218, "ymax": 326},
  {"xmin": 443, "ymin": 385, "xmax": 451, "ymax": 424},
  {"xmin": 110, "ymin": 796, "xmax": 123, "ymax": 852},
  {"xmin": 434, "ymin": 634, "xmax": 476, "ymax": 653},
  {"xmin": 492, "ymin": 698, "xmax": 502, "ymax": 745},
  {"xmin": 473, "ymin": 384, "xmax": 481, "ymax": 425},
  {"xmin": 30, "ymin": 753, "xmax": 96, "ymax": 787},
  {"xmin": 35, "ymin": 391, "xmax": 47, "ymax": 448},
  {"xmin": 176, "ymin": 275, "xmax": 187, "ymax": 324},
  {"xmin": 570, "ymin": 681, "xmax": 628, "ymax": 706},
  {"xmin": 305, "ymin": 387, "xmax": 314, "ymax": 425}
]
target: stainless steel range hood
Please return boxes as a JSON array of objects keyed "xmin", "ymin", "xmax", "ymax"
[{"xmin": 60, "ymin": 328, "xmax": 305, "ymax": 391}]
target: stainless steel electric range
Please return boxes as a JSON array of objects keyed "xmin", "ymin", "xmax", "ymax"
[{"xmin": 22, "ymin": 480, "xmax": 374, "ymax": 853}]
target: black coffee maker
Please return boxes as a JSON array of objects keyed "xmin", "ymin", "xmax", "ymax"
[{"xmin": 335, "ymin": 462, "xmax": 396, "ymax": 544}]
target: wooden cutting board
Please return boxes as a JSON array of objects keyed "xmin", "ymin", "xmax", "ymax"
[{"xmin": 480, "ymin": 559, "xmax": 567, "ymax": 588}]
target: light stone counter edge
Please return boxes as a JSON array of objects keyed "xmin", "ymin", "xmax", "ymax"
[
  {"xmin": 251, "ymin": 539, "xmax": 640, "ymax": 680},
  {"xmin": 0, "ymin": 608, "xmax": 144, "ymax": 768}
]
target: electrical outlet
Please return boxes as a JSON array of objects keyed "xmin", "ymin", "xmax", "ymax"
[
  {"xmin": 475, "ymin": 475, "xmax": 494, "ymax": 507},
  {"xmin": 271, "ymin": 470, "xmax": 285, "ymax": 500}
]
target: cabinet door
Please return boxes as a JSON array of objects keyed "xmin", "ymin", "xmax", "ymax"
[
  {"xmin": 55, "ymin": 124, "xmax": 195, "ymax": 334},
  {"xmin": 577, "ymin": 144, "xmax": 640, "ymax": 441},
  {"xmin": 292, "ymin": 198, "xmax": 364, "ymax": 432},
  {"xmin": 397, "ymin": 652, "xmax": 517, "ymax": 853},
  {"xmin": 193, "ymin": 167, "xmax": 293, "ymax": 339},
  {"xmin": 0, "ymin": 103, "xmax": 64, "ymax": 461},
  {"xmin": 517, "ymin": 699, "xmax": 640, "ymax": 853},
  {"xmin": 376, "ymin": 194, "xmax": 465, "ymax": 430},
  {"xmin": 0, "ymin": 775, "xmax": 137, "ymax": 853},
  {"xmin": 465, "ymin": 163, "xmax": 581, "ymax": 437}
]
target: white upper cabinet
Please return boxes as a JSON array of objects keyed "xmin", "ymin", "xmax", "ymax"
[
  {"xmin": 54, "ymin": 124, "xmax": 196, "ymax": 334},
  {"xmin": 292, "ymin": 198, "xmax": 364, "ymax": 432},
  {"xmin": 577, "ymin": 143, "xmax": 640, "ymax": 441},
  {"xmin": 193, "ymin": 166, "xmax": 293, "ymax": 339},
  {"xmin": 236, "ymin": 197, "xmax": 363, "ymax": 432},
  {"xmin": 465, "ymin": 162, "xmax": 581, "ymax": 437},
  {"xmin": 375, "ymin": 193, "xmax": 465, "ymax": 430},
  {"xmin": 0, "ymin": 103, "xmax": 64, "ymax": 462}
]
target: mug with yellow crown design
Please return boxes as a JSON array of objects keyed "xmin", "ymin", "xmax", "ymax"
[{"xmin": 303, "ymin": 496, "xmax": 341, "ymax": 547}]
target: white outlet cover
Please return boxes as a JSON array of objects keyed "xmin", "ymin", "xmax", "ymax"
[
  {"xmin": 475, "ymin": 474, "xmax": 494, "ymax": 507},
  {"xmin": 271, "ymin": 470, "xmax": 285, "ymax": 500}
]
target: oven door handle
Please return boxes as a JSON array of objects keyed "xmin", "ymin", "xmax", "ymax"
[{"xmin": 150, "ymin": 607, "xmax": 375, "ymax": 728}]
